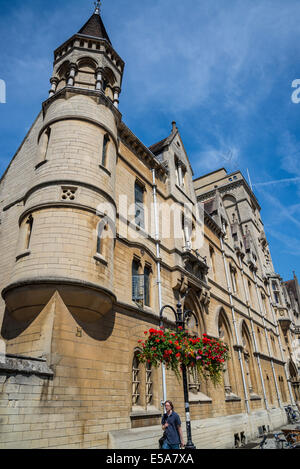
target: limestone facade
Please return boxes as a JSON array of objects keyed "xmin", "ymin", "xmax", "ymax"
[{"xmin": 0, "ymin": 8, "xmax": 299, "ymax": 449}]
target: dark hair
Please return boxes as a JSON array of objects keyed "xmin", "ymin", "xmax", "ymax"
[{"xmin": 165, "ymin": 400, "xmax": 174, "ymax": 410}]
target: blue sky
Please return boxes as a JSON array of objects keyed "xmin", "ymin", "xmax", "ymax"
[{"xmin": 0, "ymin": 0, "xmax": 299, "ymax": 281}]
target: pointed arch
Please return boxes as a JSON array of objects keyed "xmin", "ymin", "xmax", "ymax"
[
  {"xmin": 183, "ymin": 289, "xmax": 206, "ymax": 336},
  {"xmin": 77, "ymin": 56, "xmax": 98, "ymax": 71},
  {"xmin": 241, "ymin": 320, "xmax": 259, "ymax": 395},
  {"xmin": 215, "ymin": 305, "xmax": 233, "ymax": 342}
]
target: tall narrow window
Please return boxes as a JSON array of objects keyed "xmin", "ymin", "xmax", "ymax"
[
  {"xmin": 134, "ymin": 182, "xmax": 145, "ymax": 229},
  {"xmin": 132, "ymin": 352, "xmax": 141, "ymax": 407},
  {"xmin": 132, "ymin": 259, "xmax": 144, "ymax": 302},
  {"xmin": 182, "ymin": 212, "xmax": 192, "ymax": 251},
  {"xmin": 37, "ymin": 127, "xmax": 51, "ymax": 165},
  {"xmin": 209, "ymin": 246, "xmax": 216, "ymax": 279},
  {"xmin": 101, "ymin": 134, "xmax": 109, "ymax": 167},
  {"xmin": 25, "ymin": 215, "xmax": 34, "ymax": 250},
  {"xmin": 272, "ymin": 281, "xmax": 280, "ymax": 304},
  {"xmin": 96, "ymin": 222, "xmax": 103, "ymax": 255},
  {"xmin": 144, "ymin": 265, "xmax": 151, "ymax": 307},
  {"xmin": 175, "ymin": 158, "xmax": 185, "ymax": 188},
  {"xmin": 248, "ymin": 280, "xmax": 253, "ymax": 304},
  {"xmin": 230, "ymin": 265, "xmax": 237, "ymax": 293},
  {"xmin": 146, "ymin": 362, "xmax": 153, "ymax": 406}
]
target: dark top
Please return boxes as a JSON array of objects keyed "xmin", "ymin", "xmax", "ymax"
[{"xmin": 161, "ymin": 411, "xmax": 181, "ymax": 445}]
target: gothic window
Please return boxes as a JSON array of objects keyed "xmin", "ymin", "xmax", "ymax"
[
  {"xmin": 257, "ymin": 327, "xmax": 262, "ymax": 352},
  {"xmin": 146, "ymin": 363, "xmax": 153, "ymax": 406},
  {"xmin": 218, "ymin": 310, "xmax": 236, "ymax": 397},
  {"xmin": 188, "ymin": 368, "xmax": 201, "ymax": 395},
  {"xmin": 132, "ymin": 259, "xmax": 143, "ymax": 303},
  {"xmin": 242, "ymin": 324, "xmax": 257, "ymax": 396},
  {"xmin": 209, "ymin": 246, "xmax": 216, "ymax": 279},
  {"xmin": 101, "ymin": 134, "xmax": 109, "ymax": 167},
  {"xmin": 25, "ymin": 215, "xmax": 34, "ymax": 250},
  {"xmin": 132, "ymin": 352, "xmax": 141, "ymax": 407},
  {"xmin": 175, "ymin": 157, "xmax": 185, "ymax": 187},
  {"xmin": 38, "ymin": 127, "xmax": 51, "ymax": 164},
  {"xmin": 261, "ymin": 293, "xmax": 268, "ymax": 317},
  {"xmin": 96, "ymin": 222, "xmax": 103, "ymax": 255},
  {"xmin": 144, "ymin": 265, "xmax": 151, "ymax": 307},
  {"xmin": 230, "ymin": 265, "xmax": 238, "ymax": 294},
  {"xmin": 248, "ymin": 280, "xmax": 253, "ymax": 305},
  {"xmin": 182, "ymin": 212, "xmax": 193, "ymax": 251},
  {"xmin": 272, "ymin": 282, "xmax": 280, "ymax": 304},
  {"xmin": 134, "ymin": 182, "xmax": 145, "ymax": 229}
]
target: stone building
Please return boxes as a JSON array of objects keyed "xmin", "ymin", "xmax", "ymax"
[{"xmin": 0, "ymin": 6, "xmax": 299, "ymax": 449}]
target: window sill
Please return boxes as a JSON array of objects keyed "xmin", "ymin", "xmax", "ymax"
[
  {"xmin": 189, "ymin": 392, "xmax": 212, "ymax": 403},
  {"xmin": 249, "ymin": 392, "xmax": 261, "ymax": 401},
  {"xmin": 35, "ymin": 159, "xmax": 48, "ymax": 170},
  {"xmin": 225, "ymin": 392, "xmax": 241, "ymax": 402},
  {"xmin": 130, "ymin": 406, "xmax": 161, "ymax": 418},
  {"xmin": 99, "ymin": 164, "xmax": 111, "ymax": 177},
  {"xmin": 93, "ymin": 253, "xmax": 108, "ymax": 266},
  {"xmin": 16, "ymin": 250, "xmax": 31, "ymax": 261},
  {"xmin": 131, "ymin": 222, "xmax": 147, "ymax": 236}
]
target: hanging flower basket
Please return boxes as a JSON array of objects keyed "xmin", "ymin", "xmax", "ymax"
[{"xmin": 138, "ymin": 327, "xmax": 230, "ymax": 385}]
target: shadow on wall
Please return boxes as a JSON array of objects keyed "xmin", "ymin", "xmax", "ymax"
[
  {"xmin": 1, "ymin": 306, "xmax": 116, "ymax": 344},
  {"xmin": 1, "ymin": 307, "xmax": 36, "ymax": 341},
  {"xmin": 70, "ymin": 308, "xmax": 116, "ymax": 342}
]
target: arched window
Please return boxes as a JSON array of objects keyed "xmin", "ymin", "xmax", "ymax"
[
  {"xmin": 101, "ymin": 134, "xmax": 109, "ymax": 167},
  {"xmin": 229, "ymin": 264, "xmax": 238, "ymax": 294},
  {"xmin": 95, "ymin": 220, "xmax": 110, "ymax": 262},
  {"xmin": 25, "ymin": 215, "xmax": 34, "ymax": 250},
  {"xmin": 134, "ymin": 182, "xmax": 145, "ymax": 229},
  {"xmin": 209, "ymin": 246, "xmax": 216, "ymax": 279},
  {"xmin": 146, "ymin": 362, "xmax": 153, "ymax": 406},
  {"xmin": 218, "ymin": 308, "xmax": 238, "ymax": 399},
  {"xmin": 144, "ymin": 264, "xmax": 151, "ymax": 307},
  {"xmin": 132, "ymin": 351, "xmax": 141, "ymax": 407},
  {"xmin": 132, "ymin": 259, "xmax": 143, "ymax": 303},
  {"xmin": 96, "ymin": 222, "xmax": 103, "ymax": 255},
  {"xmin": 242, "ymin": 323, "xmax": 258, "ymax": 396}
]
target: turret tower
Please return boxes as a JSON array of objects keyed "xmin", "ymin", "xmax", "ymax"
[{"xmin": 1, "ymin": 4, "xmax": 125, "ymax": 352}]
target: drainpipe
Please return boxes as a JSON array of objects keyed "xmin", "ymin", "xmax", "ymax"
[
  {"xmin": 152, "ymin": 169, "xmax": 167, "ymax": 408},
  {"xmin": 238, "ymin": 257, "xmax": 269, "ymax": 411},
  {"xmin": 220, "ymin": 235, "xmax": 250, "ymax": 414},
  {"xmin": 266, "ymin": 282, "xmax": 295, "ymax": 406},
  {"xmin": 253, "ymin": 271, "xmax": 281, "ymax": 408}
]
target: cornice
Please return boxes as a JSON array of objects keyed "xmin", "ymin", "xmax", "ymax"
[
  {"xmin": 42, "ymin": 86, "xmax": 122, "ymax": 124},
  {"xmin": 118, "ymin": 122, "xmax": 167, "ymax": 177}
]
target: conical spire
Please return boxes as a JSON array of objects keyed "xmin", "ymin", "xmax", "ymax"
[{"xmin": 78, "ymin": 2, "xmax": 111, "ymax": 44}]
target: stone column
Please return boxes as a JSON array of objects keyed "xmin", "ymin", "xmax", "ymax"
[
  {"xmin": 49, "ymin": 77, "xmax": 59, "ymax": 97},
  {"xmin": 67, "ymin": 64, "xmax": 77, "ymax": 87},
  {"xmin": 95, "ymin": 68, "xmax": 103, "ymax": 91},
  {"xmin": 113, "ymin": 87, "xmax": 121, "ymax": 109}
]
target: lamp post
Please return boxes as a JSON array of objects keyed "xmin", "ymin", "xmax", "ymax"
[{"xmin": 160, "ymin": 302, "xmax": 197, "ymax": 450}]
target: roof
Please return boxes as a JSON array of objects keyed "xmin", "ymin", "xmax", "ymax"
[
  {"xmin": 148, "ymin": 137, "xmax": 169, "ymax": 155},
  {"xmin": 78, "ymin": 13, "xmax": 111, "ymax": 44}
]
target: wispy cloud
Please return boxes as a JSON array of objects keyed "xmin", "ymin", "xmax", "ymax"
[
  {"xmin": 254, "ymin": 177, "xmax": 300, "ymax": 187},
  {"xmin": 267, "ymin": 227, "xmax": 300, "ymax": 257}
]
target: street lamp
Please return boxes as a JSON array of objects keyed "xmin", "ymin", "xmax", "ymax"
[{"xmin": 160, "ymin": 301, "xmax": 197, "ymax": 450}]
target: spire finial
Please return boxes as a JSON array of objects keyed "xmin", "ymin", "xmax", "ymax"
[{"xmin": 94, "ymin": 1, "xmax": 101, "ymax": 15}]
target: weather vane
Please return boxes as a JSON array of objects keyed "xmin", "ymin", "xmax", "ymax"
[{"xmin": 94, "ymin": 1, "xmax": 101, "ymax": 14}]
